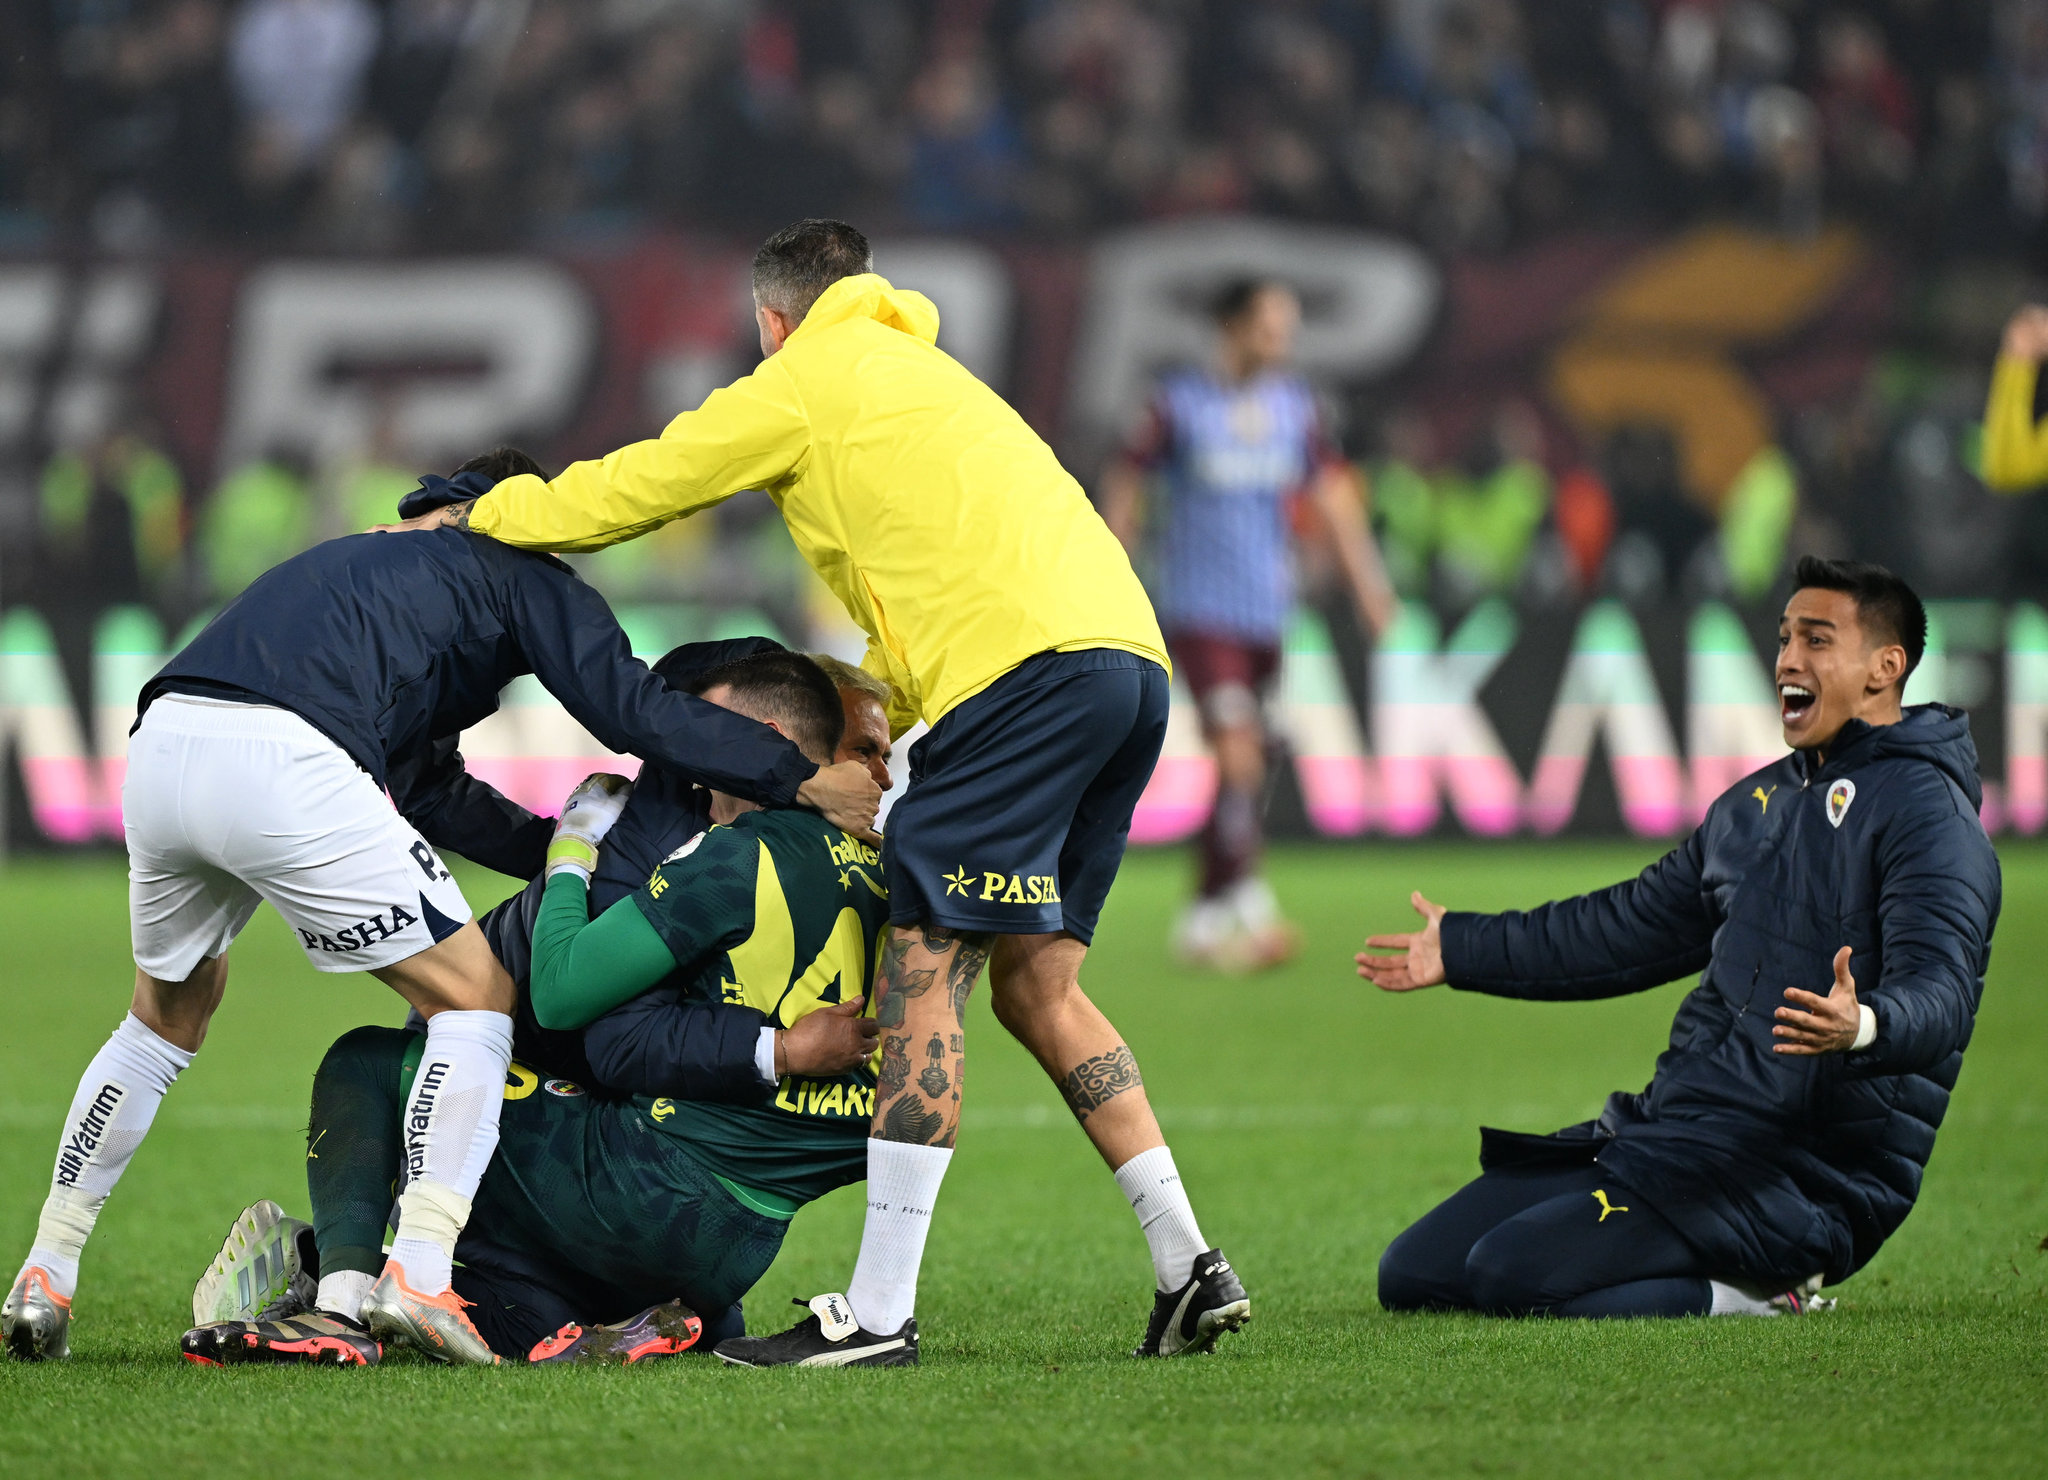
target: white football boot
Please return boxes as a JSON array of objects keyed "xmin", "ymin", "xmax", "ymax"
[{"xmin": 191, "ymin": 1199, "xmax": 318, "ymax": 1326}]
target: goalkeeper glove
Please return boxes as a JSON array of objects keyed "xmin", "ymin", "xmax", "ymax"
[{"xmin": 546, "ymin": 773, "xmax": 633, "ymax": 880}]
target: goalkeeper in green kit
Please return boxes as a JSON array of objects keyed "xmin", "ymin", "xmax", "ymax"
[{"xmin": 183, "ymin": 650, "xmax": 890, "ymax": 1365}]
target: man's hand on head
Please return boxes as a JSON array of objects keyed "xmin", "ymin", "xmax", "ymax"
[
  {"xmin": 370, "ymin": 499, "xmax": 475, "ymax": 534},
  {"xmin": 1355, "ymin": 891, "xmax": 1448, "ymax": 991},
  {"xmin": 776, "ymin": 997, "xmax": 880, "ymax": 1077},
  {"xmin": 797, "ymin": 759, "xmax": 882, "ymax": 844},
  {"xmin": 1773, "ymin": 946, "xmax": 1866, "ymax": 1055}
]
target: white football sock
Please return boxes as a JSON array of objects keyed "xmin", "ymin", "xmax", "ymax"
[
  {"xmin": 316, "ymin": 1269, "xmax": 376, "ymax": 1323},
  {"xmin": 845, "ymin": 1140, "xmax": 953, "ymax": 1335},
  {"xmin": 386, "ymin": 1009, "xmax": 511, "ymax": 1295},
  {"xmin": 1709, "ymin": 1280, "xmax": 1778, "ymax": 1317},
  {"xmin": 21, "ymin": 1013, "xmax": 192, "ymax": 1300},
  {"xmin": 1115, "ymin": 1144, "xmax": 1206, "ymax": 1292}
]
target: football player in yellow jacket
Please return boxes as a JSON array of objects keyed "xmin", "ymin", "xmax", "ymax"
[
  {"xmin": 1981, "ymin": 304, "xmax": 2048, "ymax": 491},
  {"xmin": 382, "ymin": 220, "xmax": 1249, "ymax": 1363}
]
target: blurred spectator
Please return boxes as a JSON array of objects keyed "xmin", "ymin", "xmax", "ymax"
[
  {"xmin": 1600, "ymin": 422, "xmax": 1716, "ymax": 601},
  {"xmin": 367, "ymin": 0, "xmax": 472, "ymax": 150},
  {"xmin": 1433, "ymin": 402, "xmax": 1551, "ymax": 603},
  {"xmin": 1368, "ymin": 410, "xmax": 1441, "ymax": 599},
  {"xmin": 88, "ymin": 0, "xmax": 240, "ymax": 244},
  {"xmin": 1814, "ymin": 9, "xmax": 1917, "ymax": 206},
  {"xmin": 327, "ymin": 399, "xmax": 417, "ymax": 538},
  {"xmin": 1363, "ymin": 404, "xmax": 1550, "ymax": 605},
  {"xmin": 1716, "ymin": 444, "xmax": 1797, "ymax": 601},
  {"xmin": 199, "ymin": 451, "xmax": 313, "ymax": 601},
  {"xmin": 903, "ymin": 48, "xmax": 1025, "ymax": 229},
  {"xmin": 1747, "ymin": 84, "xmax": 1824, "ymax": 236},
  {"xmin": 39, "ymin": 431, "xmax": 187, "ymax": 610},
  {"xmin": 230, "ymin": 0, "xmax": 380, "ymax": 171},
  {"xmin": 1551, "ymin": 466, "xmax": 1617, "ymax": 593}
]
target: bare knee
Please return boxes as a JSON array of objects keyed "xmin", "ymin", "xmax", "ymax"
[
  {"xmin": 989, "ymin": 934, "xmax": 1087, "ymax": 1035},
  {"xmin": 373, "ymin": 922, "xmax": 514, "ymax": 1016},
  {"xmin": 131, "ymin": 954, "xmax": 230, "ymax": 1053},
  {"xmin": 1210, "ymin": 722, "xmax": 1265, "ymax": 791}
]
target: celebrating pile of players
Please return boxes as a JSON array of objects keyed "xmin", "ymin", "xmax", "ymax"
[{"xmin": 2, "ymin": 219, "xmax": 2002, "ymax": 1369}]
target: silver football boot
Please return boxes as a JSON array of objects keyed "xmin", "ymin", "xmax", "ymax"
[
  {"xmin": 3, "ymin": 1267, "xmax": 73, "ymax": 1361},
  {"xmin": 191, "ymin": 1199, "xmax": 318, "ymax": 1326},
  {"xmin": 360, "ymin": 1263, "xmax": 501, "ymax": 1366}
]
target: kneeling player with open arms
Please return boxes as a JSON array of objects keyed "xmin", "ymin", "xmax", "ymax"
[
  {"xmin": 1358, "ymin": 560, "xmax": 1999, "ymax": 1318},
  {"xmin": 2, "ymin": 459, "xmax": 879, "ymax": 1364},
  {"xmin": 182, "ymin": 651, "xmax": 890, "ymax": 1364}
]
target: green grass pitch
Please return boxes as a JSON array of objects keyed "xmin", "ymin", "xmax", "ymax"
[{"xmin": 1, "ymin": 841, "xmax": 2043, "ymax": 1477}]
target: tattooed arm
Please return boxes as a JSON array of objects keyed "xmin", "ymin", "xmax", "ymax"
[{"xmin": 372, "ymin": 498, "xmax": 476, "ymax": 534}]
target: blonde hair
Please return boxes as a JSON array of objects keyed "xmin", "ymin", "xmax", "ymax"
[{"xmin": 808, "ymin": 652, "xmax": 891, "ymax": 705}]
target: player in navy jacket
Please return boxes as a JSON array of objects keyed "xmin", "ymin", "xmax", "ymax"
[
  {"xmin": 143, "ymin": 470, "xmax": 877, "ymax": 868},
  {"xmin": 1359, "ymin": 559, "xmax": 2000, "ymax": 1318},
  {"xmin": 2, "ymin": 452, "xmax": 877, "ymax": 1366}
]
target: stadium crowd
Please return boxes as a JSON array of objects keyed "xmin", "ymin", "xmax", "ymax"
[
  {"xmin": 1, "ymin": 0, "xmax": 2035, "ymax": 254},
  {"xmin": 7, "ymin": 0, "xmax": 2048, "ymax": 651}
]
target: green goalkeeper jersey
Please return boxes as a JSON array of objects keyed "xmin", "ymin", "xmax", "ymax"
[{"xmin": 530, "ymin": 807, "xmax": 888, "ymax": 1208}]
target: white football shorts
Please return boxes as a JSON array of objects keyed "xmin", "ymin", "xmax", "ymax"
[{"xmin": 124, "ymin": 695, "xmax": 472, "ymax": 980}]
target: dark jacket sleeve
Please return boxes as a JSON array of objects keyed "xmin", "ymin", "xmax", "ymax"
[
  {"xmin": 1441, "ymin": 829, "xmax": 1716, "ymax": 1000},
  {"xmin": 1846, "ymin": 784, "xmax": 2000, "ymax": 1078},
  {"xmin": 386, "ymin": 735, "xmax": 553, "ymax": 880},
  {"xmin": 479, "ymin": 873, "xmax": 545, "ymax": 985},
  {"xmin": 505, "ymin": 557, "xmax": 819, "ymax": 806},
  {"xmin": 581, "ymin": 986, "xmax": 776, "ymax": 1103}
]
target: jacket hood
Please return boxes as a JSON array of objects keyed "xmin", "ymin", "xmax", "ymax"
[
  {"xmin": 1804, "ymin": 703, "xmax": 1983, "ymax": 810},
  {"xmin": 789, "ymin": 273, "xmax": 941, "ymax": 347},
  {"xmin": 398, "ymin": 467, "xmax": 494, "ymax": 520}
]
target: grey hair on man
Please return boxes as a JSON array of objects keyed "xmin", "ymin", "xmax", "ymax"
[
  {"xmin": 751, "ymin": 219, "xmax": 874, "ymax": 326},
  {"xmin": 808, "ymin": 652, "xmax": 891, "ymax": 706}
]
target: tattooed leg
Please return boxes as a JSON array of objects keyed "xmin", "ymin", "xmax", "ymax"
[
  {"xmin": 1062, "ymin": 1045, "xmax": 1143, "ymax": 1120},
  {"xmin": 867, "ymin": 923, "xmax": 990, "ymax": 1150},
  {"xmin": 988, "ymin": 933, "xmax": 1167, "ymax": 1168}
]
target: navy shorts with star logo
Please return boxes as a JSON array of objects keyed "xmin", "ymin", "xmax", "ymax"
[{"xmin": 882, "ymin": 648, "xmax": 1169, "ymax": 944}]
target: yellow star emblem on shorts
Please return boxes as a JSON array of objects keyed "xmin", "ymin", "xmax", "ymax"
[{"xmin": 943, "ymin": 865, "xmax": 972, "ymax": 897}]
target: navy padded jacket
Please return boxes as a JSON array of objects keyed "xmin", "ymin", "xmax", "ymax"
[
  {"xmin": 1441, "ymin": 705, "xmax": 2001, "ymax": 1286},
  {"xmin": 142, "ymin": 530, "xmax": 816, "ymax": 879},
  {"xmin": 480, "ymin": 637, "xmax": 789, "ymax": 1102}
]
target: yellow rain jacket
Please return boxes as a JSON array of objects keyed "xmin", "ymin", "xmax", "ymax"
[
  {"xmin": 468, "ymin": 273, "xmax": 1166, "ymax": 736},
  {"xmin": 1982, "ymin": 353, "xmax": 2048, "ymax": 492}
]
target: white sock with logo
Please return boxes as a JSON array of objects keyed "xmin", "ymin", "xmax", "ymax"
[
  {"xmin": 1708, "ymin": 1280, "xmax": 1778, "ymax": 1317},
  {"xmin": 844, "ymin": 1140, "xmax": 953, "ymax": 1335},
  {"xmin": 1115, "ymin": 1145, "xmax": 1206, "ymax": 1292},
  {"xmin": 385, "ymin": 1009, "xmax": 511, "ymax": 1295},
  {"xmin": 21, "ymin": 1013, "xmax": 192, "ymax": 1300}
]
